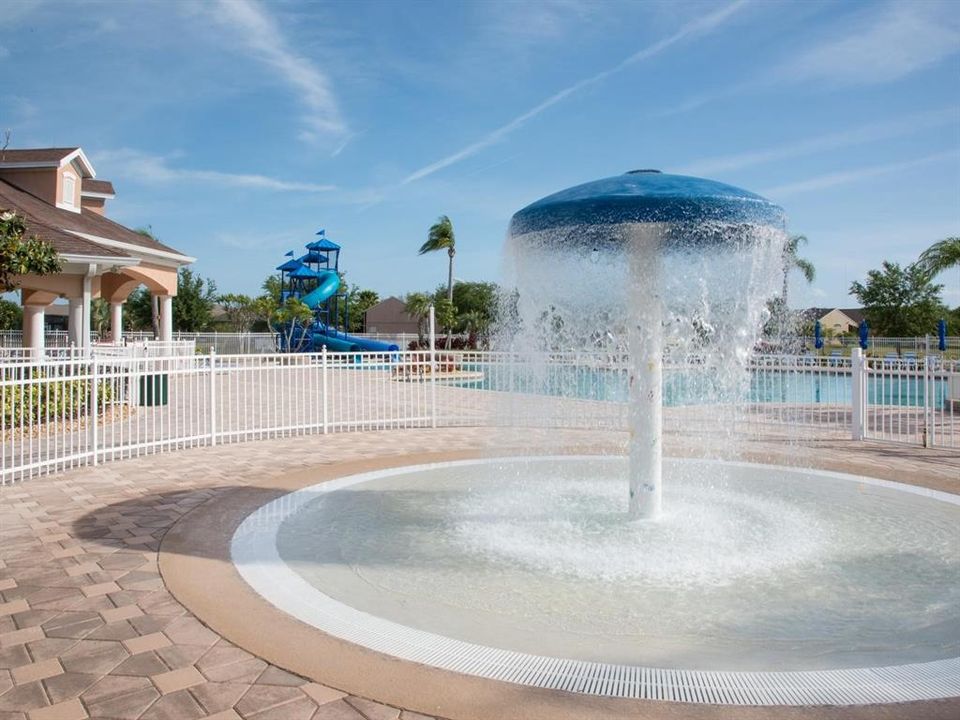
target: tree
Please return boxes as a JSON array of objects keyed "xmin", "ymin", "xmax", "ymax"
[
  {"xmin": 0, "ymin": 298, "xmax": 22, "ymax": 331},
  {"xmin": 458, "ymin": 309, "xmax": 490, "ymax": 348},
  {"xmin": 432, "ymin": 297, "xmax": 457, "ymax": 348},
  {"xmin": 90, "ymin": 299, "xmax": 110, "ymax": 337},
  {"xmin": 0, "ymin": 210, "xmax": 61, "ymax": 291},
  {"xmin": 849, "ymin": 261, "xmax": 946, "ymax": 337},
  {"xmin": 348, "ymin": 289, "xmax": 379, "ymax": 333},
  {"xmin": 916, "ymin": 236, "xmax": 960, "ymax": 279},
  {"xmin": 218, "ymin": 293, "xmax": 258, "ymax": 332},
  {"xmin": 404, "ymin": 292, "xmax": 432, "ymax": 346},
  {"xmin": 274, "ymin": 297, "xmax": 314, "ymax": 352},
  {"xmin": 261, "ymin": 275, "xmax": 283, "ymax": 304},
  {"xmin": 419, "ymin": 215, "xmax": 456, "ymax": 304},
  {"xmin": 125, "ymin": 288, "xmax": 154, "ymax": 332},
  {"xmin": 780, "ymin": 234, "xmax": 815, "ymax": 309},
  {"xmin": 172, "ymin": 268, "xmax": 217, "ymax": 332}
]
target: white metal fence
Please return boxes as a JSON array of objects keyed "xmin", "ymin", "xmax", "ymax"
[{"xmin": 1, "ymin": 349, "xmax": 956, "ymax": 484}]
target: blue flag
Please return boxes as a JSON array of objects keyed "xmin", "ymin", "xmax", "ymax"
[
  {"xmin": 315, "ymin": 228, "xmax": 325, "ymax": 236},
  {"xmin": 284, "ymin": 250, "xmax": 294, "ymax": 257}
]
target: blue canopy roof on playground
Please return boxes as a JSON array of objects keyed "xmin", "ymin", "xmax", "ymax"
[
  {"xmin": 276, "ymin": 258, "xmax": 302, "ymax": 272},
  {"xmin": 306, "ymin": 238, "xmax": 340, "ymax": 251},
  {"xmin": 297, "ymin": 251, "xmax": 328, "ymax": 264},
  {"xmin": 289, "ymin": 265, "xmax": 323, "ymax": 279}
]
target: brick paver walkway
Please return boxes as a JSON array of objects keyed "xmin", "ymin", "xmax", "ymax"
[{"xmin": 0, "ymin": 427, "xmax": 956, "ymax": 719}]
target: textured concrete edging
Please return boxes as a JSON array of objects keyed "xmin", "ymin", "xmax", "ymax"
[{"xmin": 159, "ymin": 448, "xmax": 960, "ymax": 720}]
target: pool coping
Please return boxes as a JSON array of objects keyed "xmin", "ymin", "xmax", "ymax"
[{"xmin": 159, "ymin": 447, "xmax": 960, "ymax": 720}]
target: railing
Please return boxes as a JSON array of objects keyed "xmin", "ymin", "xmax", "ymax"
[
  {"xmin": 1, "ymin": 349, "xmax": 956, "ymax": 484},
  {"xmin": 0, "ymin": 341, "xmax": 196, "ymax": 362}
]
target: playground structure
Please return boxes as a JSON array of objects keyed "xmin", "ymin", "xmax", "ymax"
[{"xmin": 274, "ymin": 231, "xmax": 399, "ymax": 354}]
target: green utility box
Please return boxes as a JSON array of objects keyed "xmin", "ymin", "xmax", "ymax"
[{"xmin": 138, "ymin": 374, "xmax": 169, "ymax": 406}]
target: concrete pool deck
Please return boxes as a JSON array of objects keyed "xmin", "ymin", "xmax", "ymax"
[{"xmin": 0, "ymin": 427, "xmax": 957, "ymax": 719}]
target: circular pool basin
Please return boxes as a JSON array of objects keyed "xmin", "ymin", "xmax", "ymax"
[{"xmin": 231, "ymin": 457, "xmax": 960, "ymax": 705}]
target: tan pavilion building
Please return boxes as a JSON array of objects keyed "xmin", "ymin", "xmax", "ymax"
[{"xmin": 0, "ymin": 147, "xmax": 195, "ymax": 352}]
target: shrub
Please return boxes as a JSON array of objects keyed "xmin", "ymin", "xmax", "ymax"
[{"xmin": 2, "ymin": 369, "xmax": 113, "ymax": 426}]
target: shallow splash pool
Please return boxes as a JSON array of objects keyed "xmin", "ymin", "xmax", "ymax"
[{"xmin": 232, "ymin": 457, "xmax": 960, "ymax": 704}]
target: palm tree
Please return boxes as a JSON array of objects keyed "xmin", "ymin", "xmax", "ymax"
[
  {"xmin": 419, "ymin": 216, "xmax": 456, "ymax": 303},
  {"xmin": 916, "ymin": 237, "xmax": 960, "ymax": 278},
  {"xmin": 404, "ymin": 292, "xmax": 432, "ymax": 347},
  {"xmin": 781, "ymin": 234, "xmax": 816, "ymax": 308}
]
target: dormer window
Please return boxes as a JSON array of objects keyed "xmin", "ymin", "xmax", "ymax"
[{"xmin": 62, "ymin": 172, "xmax": 76, "ymax": 208}]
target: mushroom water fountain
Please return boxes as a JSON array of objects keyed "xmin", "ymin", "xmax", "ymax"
[{"xmin": 506, "ymin": 169, "xmax": 787, "ymax": 518}]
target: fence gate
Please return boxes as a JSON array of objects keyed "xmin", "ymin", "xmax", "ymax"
[{"xmin": 864, "ymin": 353, "xmax": 959, "ymax": 449}]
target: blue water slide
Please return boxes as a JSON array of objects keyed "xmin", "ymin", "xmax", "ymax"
[
  {"xmin": 317, "ymin": 326, "xmax": 399, "ymax": 352},
  {"xmin": 311, "ymin": 333, "xmax": 361, "ymax": 352},
  {"xmin": 300, "ymin": 271, "xmax": 341, "ymax": 310}
]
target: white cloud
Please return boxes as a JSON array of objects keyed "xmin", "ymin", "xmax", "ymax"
[
  {"xmin": 777, "ymin": 1, "xmax": 960, "ymax": 87},
  {"xmin": 661, "ymin": 2, "xmax": 960, "ymax": 117},
  {"xmin": 0, "ymin": 45, "xmax": 9, "ymax": 60},
  {"xmin": 94, "ymin": 149, "xmax": 335, "ymax": 193},
  {"xmin": 209, "ymin": 0, "xmax": 346, "ymax": 143},
  {"xmin": 761, "ymin": 150, "xmax": 959, "ymax": 198},
  {"xmin": 402, "ymin": 0, "xmax": 749, "ymax": 184},
  {"xmin": 677, "ymin": 107, "xmax": 960, "ymax": 176}
]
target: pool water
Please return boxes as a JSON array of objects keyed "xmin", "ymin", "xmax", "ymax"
[
  {"xmin": 458, "ymin": 363, "xmax": 948, "ymax": 408},
  {"xmin": 271, "ymin": 457, "xmax": 960, "ymax": 672}
]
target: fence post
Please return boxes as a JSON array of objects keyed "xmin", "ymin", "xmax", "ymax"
[
  {"xmin": 321, "ymin": 346, "xmax": 328, "ymax": 434},
  {"xmin": 90, "ymin": 355, "xmax": 99, "ymax": 466},
  {"xmin": 923, "ymin": 335, "xmax": 931, "ymax": 448},
  {"xmin": 851, "ymin": 347, "xmax": 865, "ymax": 441},
  {"xmin": 429, "ymin": 305, "xmax": 437, "ymax": 429},
  {"xmin": 209, "ymin": 349, "xmax": 217, "ymax": 446}
]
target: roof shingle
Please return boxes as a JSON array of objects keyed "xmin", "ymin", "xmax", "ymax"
[
  {"xmin": 0, "ymin": 148, "xmax": 80, "ymax": 164},
  {"xmin": 81, "ymin": 179, "xmax": 115, "ymax": 196}
]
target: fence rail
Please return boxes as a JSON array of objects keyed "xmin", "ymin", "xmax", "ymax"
[{"xmin": 1, "ymin": 349, "xmax": 957, "ymax": 484}]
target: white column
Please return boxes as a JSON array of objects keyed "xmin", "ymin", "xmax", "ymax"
[
  {"xmin": 82, "ymin": 274, "xmax": 92, "ymax": 350},
  {"xmin": 159, "ymin": 295, "xmax": 173, "ymax": 342},
  {"xmin": 24, "ymin": 306, "xmax": 45, "ymax": 358},
  {"xmin": 628, "ymin": 226, "xmax": 664, "ymax": 519},
  {"xmin": 68, "ymin": 298, "xmax": 83, "ymax": 347},
  {"xmin": 110, "ymin": 302, "xmax": 123, "ymax": 344}
]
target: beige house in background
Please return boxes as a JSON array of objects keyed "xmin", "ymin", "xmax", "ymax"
[
  {"xmin": 363, "ymin": 296, "xmax": 419, "ymax": 336},
  {"xmin": 804, "ymin": 307, "xmax": 866, "ymax": 335},
  {"xmin": 0, "ymin": 147, "xmax": 195, "ymax": 352}
]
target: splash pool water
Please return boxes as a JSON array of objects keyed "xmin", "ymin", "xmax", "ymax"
[{"xmin": 232, "ymin": 456, "xmax": 960, "ymax": 703}]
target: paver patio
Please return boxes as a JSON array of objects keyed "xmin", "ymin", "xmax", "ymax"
[{"xmin": 0, "ymin": 426, "xmax": 957, "ymax": 719}]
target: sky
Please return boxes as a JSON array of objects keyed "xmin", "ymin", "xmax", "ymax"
[{"xmin": 2, "ymin": 0, "xmax": 959, "ymax": 308}]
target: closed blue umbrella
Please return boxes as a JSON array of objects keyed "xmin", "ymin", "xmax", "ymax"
[
  {"xmin": 938, "ymin": 319, "xmax": 947, "ymax": 352},
  {"xmin": 814, "ymin": 320, "xmax": 823, "ymax": 349},
  {"xmin": 858, "ymin": 320, "xmax": 869, "ymax": 350}
]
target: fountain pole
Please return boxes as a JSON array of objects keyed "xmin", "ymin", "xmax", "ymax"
[{"xmin": 628, "ymin": 226, "xmax": 663, "ymax": 519}]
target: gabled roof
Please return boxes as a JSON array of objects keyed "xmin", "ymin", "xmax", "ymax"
[
  {"xmin": 803, "ymin": 307, "xmax": 866, "ymax": 324},
  {"xmin": 0, "ymin": 148, "xmax": 95, "ymax": 177},
  {"xmin": 838, "ymin": 307, "xmax": 866, "ymax": 324},
  {"xmin": 81, "ymin": 179, "xmax": 115, "ymax": 198},
  {"xmin": 0, "ymin": 177, "xmax": 192, "ymax": 264}
]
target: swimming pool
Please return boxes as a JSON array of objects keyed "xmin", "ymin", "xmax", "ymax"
[{"xmin": 458, "ymin": 362, "xmax": 949, "ymax": 408}]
